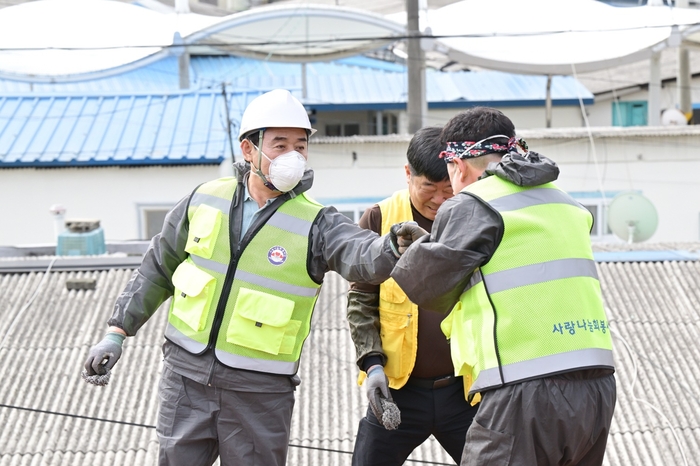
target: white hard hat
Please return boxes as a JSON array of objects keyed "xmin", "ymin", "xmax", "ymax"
[{"xmin": 238, "ymin": 89, "xmax": 316, "ymax": 141}]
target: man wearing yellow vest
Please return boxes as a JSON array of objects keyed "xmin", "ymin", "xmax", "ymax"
[
  {"xmin": 81, "ymin": 89, "xmax": 425, "ymax": 466},
  {"xmin": 348, "ymin": 126, "xmax": 479, "ymax": 465},
  {"xmin": 392, "ymin": 107, "xmax": 617, "ymax": 466}
]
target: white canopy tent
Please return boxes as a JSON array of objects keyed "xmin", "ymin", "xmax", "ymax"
[
  {"xmin": 183, "ymin": 4, "xmax": 405, "ymax": 62},
  {"xmin": 424, "ymin": 0, "xmax": 700, "ymax": 75},
  {"xmin": 417, "ymin": 0, "xmax": 700, "ymax": 125},
  {"xmin": 0, "ymin": 0, "xmax": 220, "ymax": 81},
  {"xmin": 0, "ymin": 0, "xmax": 404, "ymax": 82},
  {"xmin": 2, "ymin": 0, "xmax": 700, "ymax": 125}
]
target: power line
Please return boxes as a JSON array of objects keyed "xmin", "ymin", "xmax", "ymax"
[
  {"xmin": 0, "ymin": 402, "xmax": 454, "ymax": 464},
  {"xmin": 0, "ymin": 22, "xmax": 696, "ymax": 52}
]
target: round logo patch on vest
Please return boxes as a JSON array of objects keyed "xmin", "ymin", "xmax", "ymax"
[{"xmin": 267, "ymin": 246, "xmax": 287, "ymax": 266}]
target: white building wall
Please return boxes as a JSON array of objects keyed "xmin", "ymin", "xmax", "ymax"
[
  {"xmin": 533, "ymin": 131, "xmax": 700, "ymax": 242},
  {"xmin": 309, "ymin": 127, "xmax": 700, "ymax": 243},
  {"xmin": 1, "ymin": 165, "xmax": 220, "ymax": 246},
  {"xmin": 4, "ymin": 127, "xmax": 699, "ymax": 247},
  {"xmin": 314, "ymin": 105, "xmax": 587, "ymax": 137}
]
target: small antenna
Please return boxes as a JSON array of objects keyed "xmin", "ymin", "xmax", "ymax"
[{"xmin": 607, "ymin": 191, "xmax": 658, "ymax": 244}]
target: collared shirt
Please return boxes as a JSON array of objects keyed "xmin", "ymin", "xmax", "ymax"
[{"xmin": 241, "ymin": 179, "xmax": 277, "ymax": 237}]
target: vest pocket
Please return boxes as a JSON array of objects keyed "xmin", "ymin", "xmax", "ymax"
[
  {"xmin": 378, "ymin": 307, "xmax": 411, "ymax": 379},
  {"xmin": 171, "ymin": 261, "xmax": 215, "ymax": 332},
  {"xmin": 379, "ymin": 278, "xmax": 410, "ymax": 379},
  {"xmin": 379, "ymin": 278, "xmax": 407, "ymax": 304},
  {"xmin": 227, "ymin": 288, "xmax": 300, "ymax": 355},
  {"xmin": 185, "ymin": 204, "xmax": 222, "ymax": 259}
]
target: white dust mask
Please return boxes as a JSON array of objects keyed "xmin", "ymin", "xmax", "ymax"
[{"xmin": 256, "ymin": 147, "xmax": 307, "ymax": 192}]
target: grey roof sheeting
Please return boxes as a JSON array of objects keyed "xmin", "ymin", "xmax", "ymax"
[{"xmin": 1, "ymin": 243, "xmax": 700, "ymax": 465}]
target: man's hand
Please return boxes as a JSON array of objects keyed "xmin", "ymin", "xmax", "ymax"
[
  {"xmin": 365, "ymin": 365, "xmax": 391, "ymax": 419},
  {"xmin": 365, "ymin": 365, "xmax": 401, "ymax": 430},
  {"xmin": 390, "ymin": 221, "xmax": 428, "ymax": 255},
  {"xmin": 83, "ymin": 331, "xmax": 125, "ymax": 376}
]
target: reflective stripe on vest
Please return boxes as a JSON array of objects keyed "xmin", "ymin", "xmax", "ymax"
[
  {"xmin": 470, "ymin": 347, "xmax": 615, "ymax": 394},
  {"xmin": 454, "ymin": 176, "xmax": 613, "ymax": 395},
  {"xmin": 165, "ymin": 177, "xmax": 323, "ymax": 375},
  {"xmin": 482, "ymin": 258, "xmax": 598, "ymax": 294}
]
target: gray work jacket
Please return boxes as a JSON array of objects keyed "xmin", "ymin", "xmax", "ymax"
[{"xmin": 107, "ymin": 161, "xmax": 398, "ymax": 392}]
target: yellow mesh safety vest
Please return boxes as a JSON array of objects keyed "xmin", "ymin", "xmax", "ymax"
[
  {"xmin": 441, "ymin": 176, "xmax": 614, "ymax": 400},
  {"xmin": 357, "ymin": 190, "xmax": 419, "ymax": 389},
  {"xmin": 165, "ymin": 177, "xmax": 324, "ymax": 375}
]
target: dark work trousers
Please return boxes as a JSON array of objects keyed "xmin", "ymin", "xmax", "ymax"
[
  {"xmin": 461, "ymin": 373, "xmax": 617, "ymax": 466},
  {"xmin": 156, "ymin": 366, "xmax": 295, "ymax": 466},
  {"xmin": 352, "ymin": 377, "xmax": 478, "ymax": 466}
]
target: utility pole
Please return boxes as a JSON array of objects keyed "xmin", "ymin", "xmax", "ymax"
[
  {"xmin": 677, "ymin": 0, "xmax": 692, "ymax": 123},
  {"xmin": 649, "ymin": 51, "xmax": 661, "ymax": 126},
  {"xmin": 545, "ymin": 75, "xmax": 552, "ymax": 128},
  {"xmin": 406, "ymin": 0, "xmax": 426, "ymax": 134}
]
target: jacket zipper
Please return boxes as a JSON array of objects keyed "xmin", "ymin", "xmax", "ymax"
[{"xmin": 205, "ymin": 188, "xmax": 290, "ymax": 353}]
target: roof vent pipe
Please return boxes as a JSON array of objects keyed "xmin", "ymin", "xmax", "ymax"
[{"xmin": 49, "ymin": 204, "xmax": 66, "ymax": 240}]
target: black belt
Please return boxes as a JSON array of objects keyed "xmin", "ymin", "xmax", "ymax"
[{"xmin": 406, "ymin": 374, "xmax": 459, "ymax": 390}]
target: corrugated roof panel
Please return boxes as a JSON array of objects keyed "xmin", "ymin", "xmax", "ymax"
[
  {"xmin": 0, "ymin": 56, "xmax": 594, "ymax": 107},
  {"xmin": 1, "ymin": 243, "xmax": 699, "ymax": 465},
  {"xmin": 0, "ymin": 92, "xmax": 252, "ymax": 167},
  {"xmin": 426, "ymin": 72, "xmax": 463, "ymax": 102}
]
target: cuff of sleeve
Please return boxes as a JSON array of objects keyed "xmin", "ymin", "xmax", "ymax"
[
  {"xmin": 105, "ymin": 332, "xmax": 126, "ymax": 345},
  {"xmin": 362, "ymin": 355, "xmax": 384, "ymax": 373}
]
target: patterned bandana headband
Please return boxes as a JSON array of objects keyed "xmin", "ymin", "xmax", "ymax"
[{"xmin": 439, "ymin": 135, "xmax": 528, "ymax": 162}]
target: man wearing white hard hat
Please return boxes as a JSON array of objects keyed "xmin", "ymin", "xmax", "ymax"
[{"xmin": 82, "ymin": 89, "xmax": 426, "ymax": 466}]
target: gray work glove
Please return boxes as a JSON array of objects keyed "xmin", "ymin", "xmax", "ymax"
[
  {"xmin": 366, "ymin": 365, "xmax": 390, "ymax": 418},
  {"xmin": 389, "ymin": 221, "xmax": 429, "ymax": 256},
  {"xmin": 83, "ymin": 332, "xmax": 125, "ymax": 376}
]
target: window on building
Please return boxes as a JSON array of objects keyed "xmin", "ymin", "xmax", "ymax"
[
  {"xmin": 369, "ymin": 113, "xmax": 398, "ymax": 135},
  {"xmin": 569, "ymin": 192, "xmax": 615, "ymax": 241},
  {"xmin": 326, "ymin": 124, "xmax": 342, "ymax": 137},
  {"xmin": 138, "ymin": 204, "xmax": 173, "ymax": 240},
  {"xmin": 325, "ymin": 123, "xmax": 362, "ymax": 137},
  {"xmin": 382, "ymin": 114, "xmax": 398, "ymax": 134},
  {"xmin": 345, "ymin": 123, "xmax": 361, "ymax": 136},
  {"xmin": 612, "ymin": 101, "xmax": 648, "ymax": 127},
  {"xmin": 328, "ymin": 202, "xmax": 377, "ymax": 223},
  {"xmin": 199, "ymin": 0, "xmax": 218, "ymax": 5}
]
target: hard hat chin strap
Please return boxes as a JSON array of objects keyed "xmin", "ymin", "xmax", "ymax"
[{"xmin": 251, "ymin": 129, "xmax": 279, "ymax": 191}]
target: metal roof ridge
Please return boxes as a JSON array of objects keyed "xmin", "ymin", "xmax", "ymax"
[
  {"xmin": 594, "ymin": 250, "xmax": 700, "ymax": 263},
  {"xmin": 0, "ymin": 255, "xmax": 144, "ymax": 273},
  {"xmin": 518, "ymin": 125, "xmax": 700, "ymax": 138},
  {"xmin": 0, "ymin": 89, "xmax": 224, "ymax": 99}
]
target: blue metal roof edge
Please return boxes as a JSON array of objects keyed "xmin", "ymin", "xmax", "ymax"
[
  {"xmin": 0, "ymin": 157, "xmax": 224, "ymax": 168},
  {"xmin": 308, "ymin": 98, "xmax": 594, "ymax": 112},
  {"xmin": 0, "ymin": 89, "xmax": 228, "ymax": 99},
  {"xmin": 428, "ymin": 98, "xmax": 594, "ymax": 109},
  {"xmin": 315, "ymin": 196, "xmax": 385, "ymax": 205},
  {"xmin": 594, "ymin": 250, "xmax": 700, "ymax": 262}
]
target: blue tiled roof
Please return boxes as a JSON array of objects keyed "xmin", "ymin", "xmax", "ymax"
[
  {"xmin": 0, "ymin": 56, "xmax": 593, "ymax": 106},
  {"xmin": 192, "ymin": 56, "xmax": 594, "ymax": 108},
  {"xmin": 0, "ymin": 90, "xmax": 261, "ymax": 167},
  {"xmin": 0, "ymin": 55, "xmax": 594, "ymax": 167}
]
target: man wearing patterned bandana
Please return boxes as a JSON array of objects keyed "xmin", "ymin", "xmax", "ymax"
[
  {"xmin": 81, "ymin": 89, "xmax": 425, "ymax": 466},
  {"xmin": 392, "ymin": 107, "xmax": 617, "ymax": 466}
]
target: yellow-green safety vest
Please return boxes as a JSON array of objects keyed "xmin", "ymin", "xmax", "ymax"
[
  {"xmin": 164, "ymin": 177, "xmax": 324, "ymax": 376},
  {"xmin": 357, "ymin": 190, "xmax": 419, "ymax": 389},
  {"xmin": 441, "ymin": 175, "xmax": 614, "ymax": 397}
]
